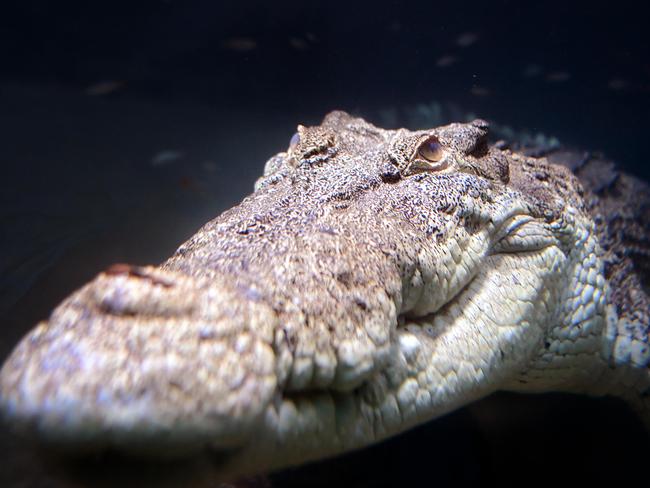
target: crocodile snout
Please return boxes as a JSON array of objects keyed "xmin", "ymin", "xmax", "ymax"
[{"xmin": 0, "ymin": 266, "xmax": 279, "ymax": 455}]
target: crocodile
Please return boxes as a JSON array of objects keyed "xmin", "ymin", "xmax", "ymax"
[{"xmin": 0, "ymin": 111, "xmax": 649, "ymax": 483}]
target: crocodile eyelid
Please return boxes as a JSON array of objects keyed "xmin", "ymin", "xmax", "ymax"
[{"xmin": 417, "ymin": 158, "xmax": 448, "ymax": 172}]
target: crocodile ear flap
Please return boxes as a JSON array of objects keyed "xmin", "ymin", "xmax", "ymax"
[
  {"xmin": 435, "ymin": 119, "xmax": 489, "ymax": 157},
  {"xmin": 433, "ymin": 120, "xmax": 510, "ymax": 184},
  {"xmin": 462, "ymin": 149, "xmax": 510, "ymax": 184}
]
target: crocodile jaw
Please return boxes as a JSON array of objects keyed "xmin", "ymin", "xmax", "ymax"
[
  {"xmin": 0, "ymin": 203, "xmax": 601, "ymax": 479},
  {"xmin": 220, "ymin": 232, "xmax": 589, "ymax": 477}
]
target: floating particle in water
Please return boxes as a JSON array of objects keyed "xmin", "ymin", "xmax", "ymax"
[
  {"xmin": 151, "ymin": 150, "xmax": 184, "ymax": 166},
  {"xmin": 436, "ymin": 55, "xmax": 458, "ymax": 68},
  {"xmin": 522, "ymin": 64, "xmax": 543, "ymax": 78},
  {"xmin": 178, "ymin": 176, "xmax": 207, "ymax": 196},
  {"xmin": 546, "ymin": 71, "xmax": 571, "ymax": 82},
  {"xmin": 470, "ymin": 85, "xmax": 490, "ymax": 97},
  {"xmin": 456, "ymin": 32, "xmax": 479, "ymax": 47},
  {"xmin": 202, "ymin": 161, "xmax": 218, "ymax": 172},
  {"xmin": 222, "ymin": 37, "xmax": 257, "ymax": 52},
  {"xmin": 85, "ymin": 80, "xmax": 125, "ymax": 96},
  {"xmin": 388, "ymin": 21, "xmax": 403, "ymax": 32},
  {"xmin": 608, "ymin": 78, "xmax": 630, "ymax": 91},
  {"xmin": 289, "ymin": 37, "xmax": 309, "ymax": 51}
]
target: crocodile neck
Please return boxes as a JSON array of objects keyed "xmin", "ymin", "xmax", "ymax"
[{"xmin": 551, "ymin": 150, "xmax": 650, "ymax": 417}]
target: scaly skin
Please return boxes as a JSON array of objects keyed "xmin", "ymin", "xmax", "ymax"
[{"xmin": 0, "ymin": 111, "xmax": 648, "ymax": 482}]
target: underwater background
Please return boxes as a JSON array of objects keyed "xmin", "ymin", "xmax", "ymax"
[{"xmin": 1, "ymin": 1, "xmax": 649, "ymax": 485}]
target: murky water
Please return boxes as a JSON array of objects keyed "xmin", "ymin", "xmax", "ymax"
[{"xmin": 1, "ymin": 2, "xmax": 649, "ymax": 485}]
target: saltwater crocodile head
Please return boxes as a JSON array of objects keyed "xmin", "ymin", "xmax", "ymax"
[{"xmin": 0, "ymin": 111, "xmax": 610, "ymax": 480}]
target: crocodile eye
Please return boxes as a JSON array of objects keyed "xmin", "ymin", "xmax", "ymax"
[
  {"xmin": 389, "ymin": 131, "xmax": 449, "ymax": 176},
  {"xmin": 289, "ymin": 132, "xmax": 300, "ymax": 149},
  {"xmin": 418, "ymin": 136, "xmax": 443, "ymax": 162}
]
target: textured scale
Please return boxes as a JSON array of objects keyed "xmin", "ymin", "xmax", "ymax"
[{"xmin": 0, "ymin": 111, "xmax": 648, "ymax": 483}]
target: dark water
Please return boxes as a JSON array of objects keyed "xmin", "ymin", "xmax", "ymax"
[{"xmin": 1, "ymin": 1, "xmax": 649, "ymax": 485}]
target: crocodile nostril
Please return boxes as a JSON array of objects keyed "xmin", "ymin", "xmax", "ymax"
[
  {"xmin": 105, "ymin": 263, "xmax": 135, "ymax": 276},
  {"xmin": 104, "ymin": 263, "xmax": 174, "ymax": 288},
  {"xmin": 91, "ymin": 267, "xmax": 193, "ymax": 317}
]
